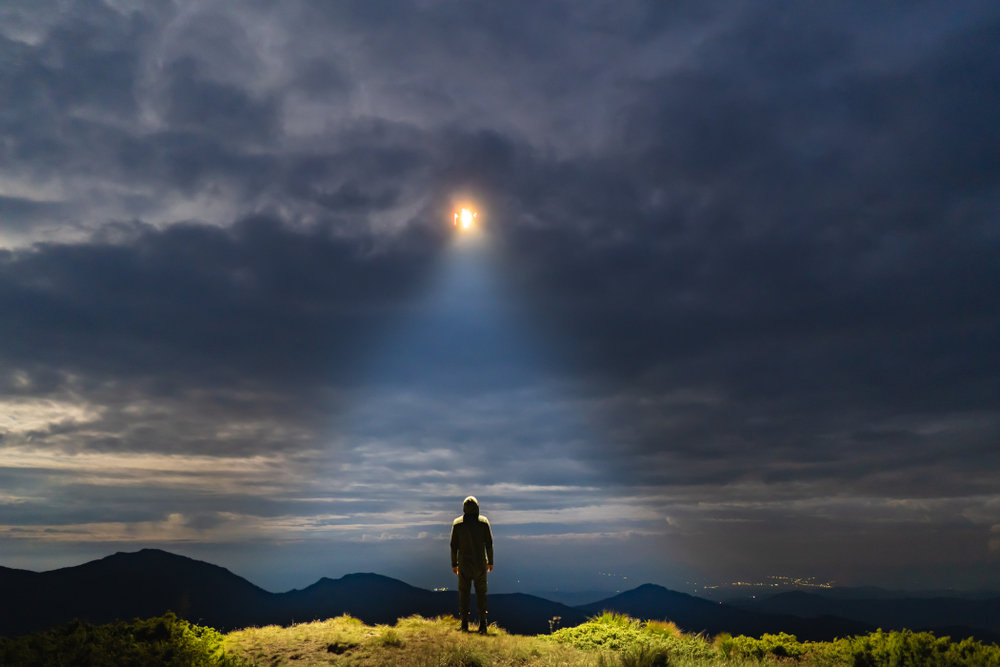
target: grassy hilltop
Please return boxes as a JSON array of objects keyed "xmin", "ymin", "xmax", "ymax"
[{"xmin": 3, "ymin": 611, "xmax": 1000, "ymax": 667}]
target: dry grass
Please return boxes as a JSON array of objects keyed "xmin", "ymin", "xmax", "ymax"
[
  {"xmin": 224, "ymin": 614, "xmax": 602, "ymax": 667},
  {"xmin": 643, "ymin": 621, "xmax": 683, "ymax": 638}
]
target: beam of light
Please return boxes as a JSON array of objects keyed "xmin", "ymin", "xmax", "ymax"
[{"xmin": 310, "ymin": 196, "xmax": 650, "ymax": 592}]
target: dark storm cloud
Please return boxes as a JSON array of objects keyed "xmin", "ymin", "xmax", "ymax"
[
  {"xmin": 0, "ymin": 219, "xmax": 437, "ymax": 384},
  {"xmin": 1, "ymin": 0, "xmax": 998, "ymax": 588},
  {"xmin": 509, "ymin": 13, "xmax": 1000, "ymax": 452},
  {"xmin": 0, "ymin": 196, "xmax": 70, "ymax": 230}
]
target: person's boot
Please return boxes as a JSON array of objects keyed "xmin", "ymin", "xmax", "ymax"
[
  {"xmin": 477, "ymin": 612, "xmax": 488, "ymax": 635},
  {"xmin": 460, "ymin": 615, "xmax": 469, "ymax": 632}
]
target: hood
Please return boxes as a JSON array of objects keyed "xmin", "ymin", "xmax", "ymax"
[{"xmin": 462, "ymin": 495, "xmax": 479, "ymax": 518}]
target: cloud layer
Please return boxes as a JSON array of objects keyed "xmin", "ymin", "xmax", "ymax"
[{"xmin": 1, "ymin": 0, "xmax": 998, "ymax": 592}]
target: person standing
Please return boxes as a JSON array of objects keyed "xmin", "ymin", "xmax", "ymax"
[{"xmin": 450, "ymin": 496, "xmax": 494, "ymax": 634}]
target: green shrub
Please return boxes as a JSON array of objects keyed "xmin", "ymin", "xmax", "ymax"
[
  {"xmin": 547, "ymin": 613, "xmax": 646, "ymax": 652},
  {"xmin": 726, "ymin": 632, "xmax": 807, "ymax": 661},
  {"xmin": 721, "ymin": 628, "xmax": 1000, "ymax": 667},
  {"xmin": 834, "ymin": 629, "xmax": 1000, "ymax": 667},
  {"xmin": 0, "ymin": 613, "xmax": 248, "ymax": 667},
  {"xmin": 713, "ymin": 632, "xmax": 734, "ymax": 658},
  {"xmin": 545, "ymin": 613, "xmax": 715, "ymax": 663},
  {"xmin": 653, "ymin": 635, "xmax": 716, "ymax": 662}
]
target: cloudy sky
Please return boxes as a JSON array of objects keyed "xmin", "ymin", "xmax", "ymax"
[{"xmin": 1, "ymin": 0, "xmax": 998, "ymax": 595}]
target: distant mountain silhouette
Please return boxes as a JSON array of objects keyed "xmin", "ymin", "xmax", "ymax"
[
  {"xmin": 0, "ymin": 549, "xmax": 584, "ymax": 637},
  {"xmin": 532, "ymin": 590, "xmax": 618, "ymax": 607},
  {"xmin": 3, "ymin": 550, "xmax": 994, "ymax": 644},
  {"xmin": 731, "ymin": 591, "xmax": 1000, "ymax": 641},
  {"xmin": 0, "ymin": 550, "xmax": 275, "ymax": 635},
  {"xmin": 578, "ymin": 584, "xmax": 877, "ymax": 641},
  {"xmin": 0, "ymin": 565, "xmax": 41, "ymax": 587}
]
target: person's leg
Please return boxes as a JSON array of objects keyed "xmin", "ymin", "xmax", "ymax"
[
  {"xmin": 473, "ymin": 571, "xmax": 488, "ymax": 634},
  {"xmin": 458, "ymin": 574, "xmax": 472, "ymax": 631}
]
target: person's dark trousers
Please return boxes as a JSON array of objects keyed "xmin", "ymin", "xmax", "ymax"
[{"xmin": 458, "ymin": 570, "xmax": 488, "ymax": 631}]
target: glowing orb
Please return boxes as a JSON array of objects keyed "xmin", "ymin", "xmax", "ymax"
[{"xmin": 453, "ymin": 208, "xmax": 477, "ymax": 229}]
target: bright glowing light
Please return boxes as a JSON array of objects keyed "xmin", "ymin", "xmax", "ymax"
[{"xmin": 454, "ymin": 208, "xmax": 477, "ymax": 229}]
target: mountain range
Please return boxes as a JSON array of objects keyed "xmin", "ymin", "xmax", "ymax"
[
  {"xmin": 0, "ymin": 550, "xmax": 582, "ymax": 637},
  {"xmin": 1, "ymin": 549, "xmax": 997, "ymax": 644},
  {"xmin": 731, "ymin": 591, "xmax": 1000, "ymax": 637}
]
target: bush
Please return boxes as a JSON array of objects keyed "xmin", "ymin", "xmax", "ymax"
[
  {"xmin": 0, "ymin": 613, "xmax": 248, "ymax": 667},
  {"xmin": 654, "ymin": 634, "xmax": 716, "ymax": 662},
  {"xmin": 836, "ymin": 629, "xmax": 1000, "ymax": 667},
  {"xmin": 714, "ymin": 632, "xmax": 735, "ymax": 659},
  {"xmin": 721, "ymin": 628, "xmax": 1000, "ymax": 667},
  {"xmin": 545, "ymin": 613, "xmax": 715, "ymax": 663},
  {"xmin": 726, "ymin": 632, "xmax": 808, "ymax": 661},
  {"xmin": 547, "ymin": 612, "xmax": 646, "ymax": 652}
]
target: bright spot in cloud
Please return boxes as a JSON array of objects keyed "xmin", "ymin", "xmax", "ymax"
[{"xmin": 453, "ymin": 207, "xmax": 477, "ymax": 229}]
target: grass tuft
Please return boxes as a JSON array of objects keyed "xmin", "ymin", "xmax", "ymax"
[
  {"xmin": 375, "ymin": 627, "xmax": 405, "ymax": 647},
  {"xmin": 590, "ymin": 612, "xmax": 643, "ymax": 630},
  {"xmin": 643, "ymin": 621, "xmax": 682, "ymax": 638},
  {"xmin": 439, "ymin": 643, "xmax": 489, "ymax": 667},
  {"xmin": 620, "ymin": 645, "xmax": 671, "ymax": 667}
]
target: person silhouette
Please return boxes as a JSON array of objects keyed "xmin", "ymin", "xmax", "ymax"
[{"xmin": 450, "ymin": 495, "xmax": 494, "ymax": 634}]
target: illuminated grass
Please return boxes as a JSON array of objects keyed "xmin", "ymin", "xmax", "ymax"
[
  {"xmin": 224, "ymin": 614, "xmax": 596, "ymax": 667},
  {"xmin": 6, "ymin": 613, "xmax": 999, "ymax": 667},
  {"xmin": 544, "ymin": 613, "xmax": 716, "ymax": 661}
]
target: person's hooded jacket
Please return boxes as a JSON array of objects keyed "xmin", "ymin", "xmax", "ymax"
[{"xmin": 450, "ymin": 496, "xmax": 494, "ymax": 577}]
